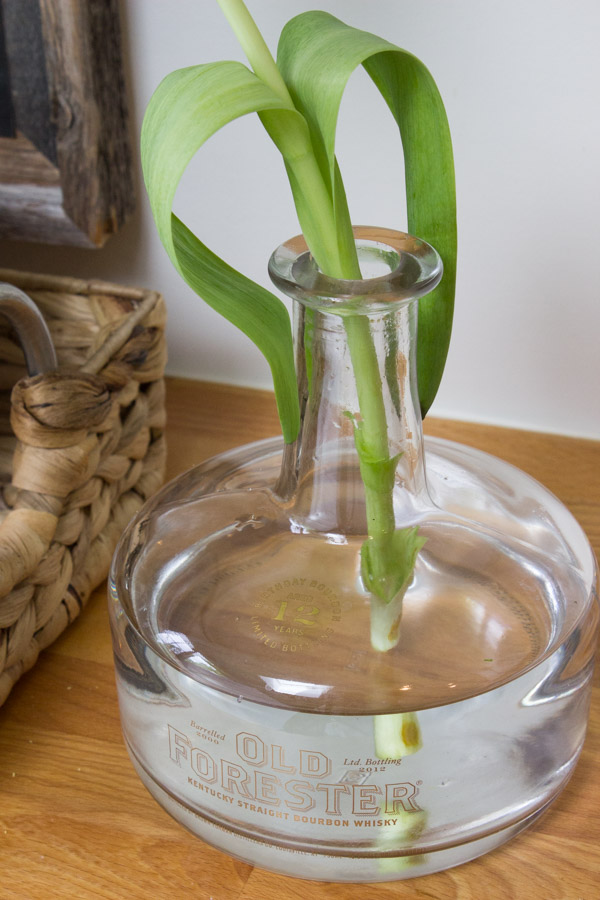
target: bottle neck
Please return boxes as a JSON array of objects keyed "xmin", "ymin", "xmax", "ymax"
[{"xmin": 277, "ymin": 298, "xmax": 428, "ymax": 533}]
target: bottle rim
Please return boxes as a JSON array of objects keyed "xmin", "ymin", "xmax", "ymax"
[{"xmin": 268, "ymin": 226, "xmax": 443, "ymax": 312}]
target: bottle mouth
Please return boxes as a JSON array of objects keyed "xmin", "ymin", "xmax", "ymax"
[{"xmin": 268, "ymin": 226, "xmax": 443, "ymax": 313}]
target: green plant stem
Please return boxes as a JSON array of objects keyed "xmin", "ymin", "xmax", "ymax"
[
  {"xmin": 217, "ymin": 0, "xmax": 421, "ymax": 759},
  {"xmin": 217, "ymin": 0, "xmax": 294, "ymax": 105},
  {"xmin": 217, "ymin": 0, "xmax": 409, "ymax": 632},
  {"xmin": 345, "ymin": 315, "xmax": 395, "ymax": 533}
]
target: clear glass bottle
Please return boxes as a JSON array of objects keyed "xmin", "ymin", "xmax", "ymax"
[{"xmin": 109, "ymin": 228, "xmax": 598, "ymax": 882}]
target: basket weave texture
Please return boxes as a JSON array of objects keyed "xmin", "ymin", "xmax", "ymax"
[{"xmin": 0, "ymin": 268, "xmax": 167, "ymax": 705}]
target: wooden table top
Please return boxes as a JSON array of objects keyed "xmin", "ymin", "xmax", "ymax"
[{"xmin": 1, "ymin": 377, "xmax": 598, "ymax": 900}]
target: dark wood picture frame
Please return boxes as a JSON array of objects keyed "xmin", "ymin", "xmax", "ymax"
[{"xmin": 0, "ymin": 0, "xmax": 135, "ymax": 247}]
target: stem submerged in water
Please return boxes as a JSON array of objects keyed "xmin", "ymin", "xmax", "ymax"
[{"xmin": 374, "ymin": 711, "xmax": 423, "ymax": 758}]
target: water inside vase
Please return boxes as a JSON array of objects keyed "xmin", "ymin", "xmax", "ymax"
[{"xmin": 124, "ymin": 450, "xmax": 585, "ymax": 716}]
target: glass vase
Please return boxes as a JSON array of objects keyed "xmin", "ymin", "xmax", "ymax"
[{"xmin": 109, "ymin": 227, "xmax": 598, "ymax": 882}]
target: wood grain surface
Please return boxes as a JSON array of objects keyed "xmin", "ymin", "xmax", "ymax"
[{"xmin": 0, "ymin": 377, "xmax": 598, "ymax": 900}]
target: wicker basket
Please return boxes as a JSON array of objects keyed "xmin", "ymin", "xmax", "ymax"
[{"xmin": 0, "ymin": 268, "xmax": 167, "ymax": 705}]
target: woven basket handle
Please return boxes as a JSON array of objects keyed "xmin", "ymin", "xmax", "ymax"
[{"xmin": 0, "ymin": 283, "xmax": 58, "ymax": 376}]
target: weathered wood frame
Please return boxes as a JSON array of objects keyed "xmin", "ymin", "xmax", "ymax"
[{"xmin": 0, "ymin": 0, "xmax": 135, "ymax": 247}]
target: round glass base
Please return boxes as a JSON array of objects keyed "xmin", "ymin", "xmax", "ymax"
[
  {"xmin": 110, "ymin": 436, "xmax": 597, "ymax": 882},
  {"xmin": 128, "ymin": 741, "xmax": 557, "ymax": 882}
]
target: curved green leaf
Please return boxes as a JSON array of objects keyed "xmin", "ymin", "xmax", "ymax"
[
  {"xmin": 278, "ymin": 12, "xmax": 457, "ymax": 415},
  {"xmin": 141, "ymin": 61, "xmax": 301, "ymax": 442}
]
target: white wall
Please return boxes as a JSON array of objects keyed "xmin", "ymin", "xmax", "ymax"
[{"xmin": 2, "ymin": 0, "xmax": 599, "ymax": 439}]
